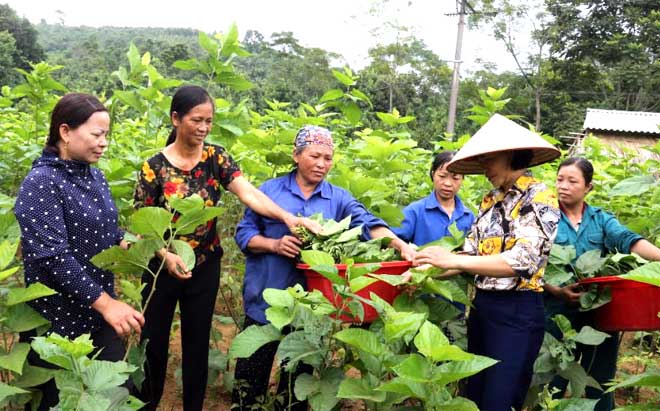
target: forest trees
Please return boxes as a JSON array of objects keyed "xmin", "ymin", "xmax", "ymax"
[{"xmin": 0, "ymin": 4, "xmax": 44, "ymax": 85}]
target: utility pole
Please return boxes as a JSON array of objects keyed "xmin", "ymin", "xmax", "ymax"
[{"xmin": 446, "ymin": 0, "xmax": 467, "ymax": 136}]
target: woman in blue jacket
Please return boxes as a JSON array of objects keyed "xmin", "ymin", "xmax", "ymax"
[
  {"xmin": 232, "ymin": 125, "xmax": 415, "ymax": 410},
  {"xmin": 544, "ymin": 157, "xmax": 660, "ymax": 411},
  {"xmin": 393, "ymin": 150, "xmax": 474, "ymax": 247}
]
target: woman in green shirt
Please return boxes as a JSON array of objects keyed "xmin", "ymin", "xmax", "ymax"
[{"xmin": 544, "ymin": 157, "xmax": 660, "ymax": 411}]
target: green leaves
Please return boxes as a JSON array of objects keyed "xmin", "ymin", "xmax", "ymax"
[
  {"xmin": 228, "ymin": 324, "xmax": 281, "ymax": 359},
  {"xmin": 0, "ymin": 342, "xmax": 30, "ymax": 374},
  {"xmin": 575, "ymin": 249, "xmax": 607, "ymax": 277},
  {"xmin": 337, "ymin": 377, "xmax": 386, "ymax": 402},
  {"xmin": 334, "ymin": 328, "xmax": 390, "ymax": 358},
  {"xmin": 0, "ymin": 239, "xmax": 18, "ymax": 271},
  {"xmin": 128, "ymin": 207, "xmax": 171, "ymax": 238},
  {"xmin": 91, "ymin": 239, "xmax": 162, "ymax": 276},
  {"xmin": 300, "ymin": 250, "xmax": 335, "ymax": 267},
  {"xmin": 414, "ymin": 321, "xmax": 471, "ymax": 362},
  {"xmin": 4, "ymin": 303, "xmax": 50, "ymax": 332},
  {"xmin": 6, "ymin": 283, "xmax": 57, "ymax": 306},
  {"xmin": 608, "ymin": 175, "xmax": 656, "ymax": 197},
  {"xmin": 295, "ymin": 368, "xmax": 343, "ymax": 411},
  {"xmin": 31, "ymin": 333, "xmax": 95, "ymax": 370},
  {"xmin": 0, "ymin": 383, "xmax": 28, "ymax": 403},
  {"xmin": 573, "ymin": 326, "xmax": 610, "ymax": 346},
  {"xmin": 169, "ymin": 240, "xmax": 195, "ymax": 272},
  {"xmin": 621, "ymin": 261, "xmax": 660, "ymax": 286}
]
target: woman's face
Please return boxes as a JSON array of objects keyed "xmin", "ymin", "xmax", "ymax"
[
  {"xmin": 478, "ymin": 151, "xmax": 514, "ymax": 189},
  {"xmin": 432, "ymin": 163, "xmax": 463, "ymax": 201},
  {"xmin": 60, "ymin": 111, "xmax": 110, "ymax": 163},
  {"xmin": 173, "ymin": 102, "xmax": 214, "ymax": 145},
  {"xmin": 556, "ymin": 164, "xmax": 591, "ymax": 206},
  {"xmin": 294, "ymin": 145, "xmax": 334, "ymax": 186}
]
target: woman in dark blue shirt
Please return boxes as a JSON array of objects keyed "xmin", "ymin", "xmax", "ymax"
[
  {"xmin": 232, "ymin": 125, "xmax": 415, "ymax": 411},
  {"xmin": 15, "ymin": 93, "xmax": 144, "ymax": 410}
]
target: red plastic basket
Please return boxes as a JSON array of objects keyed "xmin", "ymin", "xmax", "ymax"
[
  {"xmin": 580, "ymin": 276, "xmax": 660, "ymax": 332},
  {"xmin": 296, "ymin": 260, "xmax": 411, "ymax": 323}
]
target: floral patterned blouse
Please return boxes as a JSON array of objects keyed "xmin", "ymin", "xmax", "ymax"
[
  {"xmin": 134, "ymin": 144, "xmax": 241, "ymax": 265},
  {"xmin": 463, "ymin": 171, "xmax": 560, "ymax": 292}
]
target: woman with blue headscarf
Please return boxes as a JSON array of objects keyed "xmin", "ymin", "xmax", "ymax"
[{"xmin": 232, "ymin": 125, "xmax": 415, "ymax": 410}]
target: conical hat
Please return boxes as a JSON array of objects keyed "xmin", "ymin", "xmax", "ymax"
[{"xmin": 446, "ymin": 114, "xmax": 561, "ymax": 174}]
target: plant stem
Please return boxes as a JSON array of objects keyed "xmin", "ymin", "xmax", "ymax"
[
  {"xmin": 218, "ymin": 283, "xmax": 240, "ymax": 329},
  {"xmin": 122, "ymin": 237, "xmax": 171, "ymax": 362}
]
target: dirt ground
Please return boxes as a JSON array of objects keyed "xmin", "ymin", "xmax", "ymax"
[
  {"xmin": 155, "ymin": 323, "xmax": 659, "ymax": 410},
  {"xmin": 158, "ymin": 323, "xmax": 236, "ymax": 411}
]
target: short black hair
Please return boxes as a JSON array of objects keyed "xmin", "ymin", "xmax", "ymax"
[
  {"xmin": 558, "ymin": 157, "xmax": 594, "ymax": 184},
  {"xmin": 429, "ymin": 151, "xmax": 456, "ymax": 180},
  {"xmin": 46, "ymin": 93, "xmax": 107, "ymax": 152},
  {"xmin": 510, "ymin": 149, "xmax": 534, "ymax": 170}
]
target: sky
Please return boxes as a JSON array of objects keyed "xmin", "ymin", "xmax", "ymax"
[{"xmin": 5, "ymin": 0, "xmax": 528, "ymax": 74}]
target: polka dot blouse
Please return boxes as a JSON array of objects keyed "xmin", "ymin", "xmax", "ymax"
[{"xmin": 15, "ymin": 149, "xmax": 124, "ymax": 338}]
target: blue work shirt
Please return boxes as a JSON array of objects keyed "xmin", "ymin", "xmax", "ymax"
[
  {"xmin": 15, "ymin": 150, "xmax": 123, "ymax": 338},
  {"xmin": 235, "ymin": 171, "xmax": 388, "ymax": 324},
  {"xmin": 393, "ymin": 192, "xmax": 474, "ymax": 247}
]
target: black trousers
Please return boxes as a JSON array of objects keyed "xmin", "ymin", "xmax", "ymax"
[
  {"xmin": 21, "ymin": 322, "xmax": 126, "ymax": 411},
  {"xmin": 137, "ymin": 256, "xmax": 220, "ymax": 411},
  {"xmin": 231, "ymin": 315, "xmax": 311, "ymax": 411}
]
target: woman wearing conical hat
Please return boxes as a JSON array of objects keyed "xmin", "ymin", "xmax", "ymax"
[{"xmin": 415, "ymin": 114, "xmax": 561, "ymax": 411}]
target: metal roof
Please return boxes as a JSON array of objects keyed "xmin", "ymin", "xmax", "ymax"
[{"xmin": 583, "ymin": 108, "xmax": 660, "ymax": 134}]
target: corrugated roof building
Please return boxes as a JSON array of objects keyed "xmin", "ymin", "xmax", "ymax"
[
  {"xmin": 579, "ymin": 108, "xmax": 660, "ymax": 161},
  {"xmin": 583, "ymin": 109, "xmax": 660, "ymax": 135}
]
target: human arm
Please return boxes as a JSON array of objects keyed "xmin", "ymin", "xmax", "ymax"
[
  {"xmin": 245, "ymin": 234, "xmax": 302, "ymax": 258},
  {"xmin": 631, "ymin": 239, "xmax": 660, "ymax": 261},
  {"xmin": 369, "ymin": 225, "xmax": 416, "ymax": 261},
  {"xmin": 414, "ymin": 245, "xmax": 515, "ymax": 277},
  {"xmin": 235, "ymin": 197, "xmax": 303, "ymax": 258},
  {"xmin": 227, "ymin": 175, "xmax": 321, "ymax": 234}
]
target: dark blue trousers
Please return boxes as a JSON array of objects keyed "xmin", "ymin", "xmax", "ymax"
[{"xmin": 466, "ymin": 289, "xmax": 545, "ymax": 411}]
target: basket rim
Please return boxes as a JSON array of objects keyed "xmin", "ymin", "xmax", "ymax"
[{"xmin": 296, "ymin": 260, "xmax": 412, "ymax": 271}]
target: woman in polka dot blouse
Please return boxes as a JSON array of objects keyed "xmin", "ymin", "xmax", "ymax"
[
  {"xmin": 15, "ymin": 93, "xmax": 145, "ymax": 410},
  {"xmin": 133, "ymin": 85, "xmax": 321, "ymax": 411}
]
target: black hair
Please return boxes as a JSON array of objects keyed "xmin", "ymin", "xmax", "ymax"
[
  {"xmin": 429, "ymin": 151, "xmax": 456, "ymax": 180},
  {"xmin": 46, "ymin": 93, "xmax": 107, "ymax": 153},
  {"xmin": 558, "ymin": 157, "xmax": 594, "ymax": 184},
  {"xmin": 166, "ymin": 85, "xmax": 214, "ymax": 146},
  {"xmin": 510, "ymin": 149, "xmax": 534, "ymax": 170}
]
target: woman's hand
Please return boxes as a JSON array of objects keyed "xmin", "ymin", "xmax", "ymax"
[
  {"xmin": 285, "ymin": 215, "xmax": 322, "ymax": 236},
  {"xmin": 397, "ymin": 241, "xmax": 418, "ymax": 262},
  {"xmin": 92, "ymin": 293, "xmax": 145, "ymax": 337},
  {"xmin": 273, "ymin": 235, "xmax": 303, "ymax": 258},
  {"xmin": 558, "ymin": 283, "xmax": 584, "ymax": 305},
  {"xmin": 414, "ymin": 246, "xmax": 456, "ymax": 269},
  {"xmin": 161, "ymin": 251, "xmax": 192, "ymax": 280}
]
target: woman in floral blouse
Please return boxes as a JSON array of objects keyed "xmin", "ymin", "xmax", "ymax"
[
  {"xmin": 133, "ymin": 85, "xmax": 319, "ymax": 411},
  {"xmin": 414, "ymin": 114, "xmax": 561, "ymax": 411}
]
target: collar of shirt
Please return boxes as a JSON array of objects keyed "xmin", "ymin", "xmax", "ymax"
[
  {"xmin": 285, "ymin": 170, "xmax": 332, "ymax": 200},
  {"xmin": 424, "ymin": 191, "xmax": 470, "ymax": 219},
  {"xmin": 479, "ymin": 171, "xmax": 534, "ymax": 213},
  {"xmin": 38, "ymin": 149, "xmax": 96, "ymax": 180}
]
